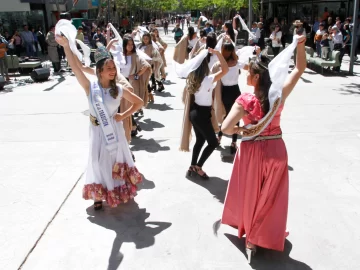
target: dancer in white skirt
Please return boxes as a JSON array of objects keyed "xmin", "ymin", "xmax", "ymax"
[{"xmin": 56, "ymin": 35, "xmax": 144, "ymax": 210}]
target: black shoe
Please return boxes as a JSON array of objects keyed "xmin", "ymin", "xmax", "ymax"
[
  {"xmin": 157, "ymin": 84, "xmax": 165, "ymax": 92},
  {"xmin": 230, "ymin": 143, "xmax": 238, "ymax": 155},
  {"xmin": 94, "ymin": 201, "xmax": 103, "ymax": 210},
  {"xmin": 131, "ymin": 129, "xmax": 138, "ymax": 137}
]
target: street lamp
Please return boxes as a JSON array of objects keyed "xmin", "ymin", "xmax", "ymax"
[{"xmin": 248, "ymin": 0, "xmax": 252, "ymax": 29}]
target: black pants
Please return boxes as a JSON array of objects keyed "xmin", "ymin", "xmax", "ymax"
[
  {"xmin": 175, "ymin": 37, "xmax": 181, "ymax": 44},
  {"xmin": 148, "ymin": 69, "xmax": 163, "ymax": 93},
  {"xmin": 218, "ymin": 84, "xmax": 241, "ymax": 143},
  {"xmin": 189, "ymin": 103, "xmax": 218, "ymax": 167},
  {"xmin": 272, "ymin": 47, "xmax": 280, "ymax": 57},
  {"xmin": 52, "ymin": 62, "xmax": 61, "ymax": 72}
]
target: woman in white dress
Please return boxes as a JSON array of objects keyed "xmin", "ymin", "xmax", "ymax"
[{"xmin": 56, "ymin": 35, "xmax": 144, "ymax": 210}]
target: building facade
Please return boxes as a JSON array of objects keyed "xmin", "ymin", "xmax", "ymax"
[{"xmin": 262, "ymin": 0, "xmax": 358, "ymax": 24}]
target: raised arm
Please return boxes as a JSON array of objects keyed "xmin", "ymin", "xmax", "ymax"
[
  {"xmin": 282, "ymin": 35, "xmax": 306, "ymax": 102},
  {"xmin": 209, "ymin": 48, "xmax": 229, "ymax": 83},
  {"xmin": 56, "ymin": 35, "xmax": 90, "ymax": 95}
]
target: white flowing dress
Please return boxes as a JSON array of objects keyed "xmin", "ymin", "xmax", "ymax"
[{"xmin": 83, "ymin": 84, "xmax": 142, "ymax": 207}]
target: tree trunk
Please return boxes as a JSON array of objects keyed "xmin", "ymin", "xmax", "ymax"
[{"xmin": 96, "ymin": 0, "xmax": 106, "ymax": 27}]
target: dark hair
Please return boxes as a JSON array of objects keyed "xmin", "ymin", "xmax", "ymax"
[
  {"xmin": 200, "ymin": 29, "xmax": 207, "ymax": 38},
  {"xmin": 186, "ymin": 58, "xmax": 210, "ymax": 96},
  {"xmin": 123, "ymin": 35, "xmax": 136, "ymax": 64},
  {"xmin": 95, "ymin": 57, "xmax": 118, "ymax": 99},
  {"xmin": 221, "ymin": 42, "xmax": 237, "ymax": 62},
  {"xmin": 249, "ymin": 53, "xmax": 272, "ymax": 114},
  {"xmin": 206, "ymin": 32, "xmax": 217, "ymax": 63},
  {"xmin": 224, "ymin": 20, "xmax": 236, "ymax": 42},
  {"xmin": 188, "ymin": 26, "xmax": 195, "ymax": 40},
  {"xmin": 140, "ymin": 32, "xmax": 152, "ymax": 47}
]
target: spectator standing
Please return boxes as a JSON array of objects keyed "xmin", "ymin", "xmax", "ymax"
[
  {"xmin": 92, "ymin": 28, "xmax": 106, "ymax": 48},
  {"xmin": 20, "ymin": 24, "xmax": 34, "ymax": 57},
  {"xmin": 204, "ymin": 22, "xmax": 214, "ymax": 34},
  {"xmin": 46, "ymin": 25, "xmax": 60, "ymax": 73},
  {"xmin": 12, "ymin": 30, "xmax": 22, "ymax": 57},
  {"xmin": 163, "ymin": 19, "xmax": 169, "ymax": 35},
  {"xmin": 172, "ymin": 23, "xmax": 183, "ymax": 43},
  {"xmin": 31, "ymin": 27, "xmax": 39, "ymax": 56},
  {"xmin": 0, "ymin": 34, "xmax": 10, "ymax": 81},
  {"xmin": 76, "ymin": 26, "xmax": 84, "ymax": 43},
  {"xmin": 257, "ymin": 22, "xmax": 266, "ymax": 50},
  {"xmin": 249, "ymin": 22, "xmax": 261, "ymax": 45},
  {"xmin": 270, "ymin": 24, "xmax": 282, "ymax": 57},
  {"xmin": 37, "ymin": 27, "xmax": 46, "ymax": 55},
  {"xmin": 314, "ymin": 23, "xmax": 325, "ymax": 57}
]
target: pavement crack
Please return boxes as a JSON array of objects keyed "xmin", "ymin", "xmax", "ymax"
[{"xmin": 17, "ymin": 171, "xmax": 85, "ymax": 270}]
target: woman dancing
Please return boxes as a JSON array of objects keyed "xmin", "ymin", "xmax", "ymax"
[
  {"xmin": 138, "ymin": 32, "xmax": 164, "ymax": 101},
  {"xmin": 216, "ymin": 41, "xmax": 244, "ymax": 154},
  {"xmin": 173, "ymin": 26, "xmax": 198, "ymax": 64},
  {"xmin": 120, "ymin": 35, "xmax": 151, "ymax": 131},
  {"xmin": 56, "ymin": 35, "xmax": 144, "ymax": 210},
  {"xmin": 183, "ymin": 48, "xmax": 229, "ymax": 179},
  {"xmin": 220, "ymin": 35, "xmax": 306, "ymax": 262},
  {"xmin": 218, "ymin": 20, "xmax": 238, "ymax": 44},
  {"xmin": 152, "ymin": 28, "xmax": 168, "ymax": 82}
]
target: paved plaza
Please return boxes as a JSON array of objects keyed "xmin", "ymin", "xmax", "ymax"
[{"xmin": 1, "ymin": 27, "xmax": 360, "ymax": 270}]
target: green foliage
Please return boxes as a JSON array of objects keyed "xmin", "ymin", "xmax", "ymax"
[
  {"xmin": 180, "ymin": 0, "xmax": 259, "ymax": 11},
  {"xmin": 115, "ymin": 0, "xmax": 179, "ymax": 11}
]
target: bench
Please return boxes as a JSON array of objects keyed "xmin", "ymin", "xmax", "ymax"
[{"xmin": 308, "ymin": 50, "xmax": 340, "ymax": 74}]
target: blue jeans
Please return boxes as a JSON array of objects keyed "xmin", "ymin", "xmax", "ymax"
[{"xmin": 24, "ymin": 42, "xmax": 34, "ymax": 57}]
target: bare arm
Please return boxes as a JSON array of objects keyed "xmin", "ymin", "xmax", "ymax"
[
  {"xmin": 209, "ymin": 48, "xmax": 229, "ymax": 83},
  {"xmin": 72, "ymin": 49, "xmax": 96, "ymax": 75},
  {"xmin": 282, "ymin": 35, "xmax": 306, "ymax": 102},
  {"xmin": 56, "ymin": 35, "xmax": 90, "ymax": 95},
  {"xmin": 114, "ymin": 88, "xmax": 144, "ymax": 122},
  {"xmin": 221, "ymin": 103, "xmax": 247, "ymax": 135}
]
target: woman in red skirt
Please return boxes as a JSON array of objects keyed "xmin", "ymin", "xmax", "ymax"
[{"xmin": 220, "ymin": 34, "xmax": 307, "ymax": 263}]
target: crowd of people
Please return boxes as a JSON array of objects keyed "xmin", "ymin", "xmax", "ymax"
[{"xmin": 51, "ymin": 12, "xmax": 309, "ymax": 264}]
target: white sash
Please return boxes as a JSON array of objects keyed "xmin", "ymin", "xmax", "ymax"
[
  {"xmin": 242, "ymin": 36, "xmax": 300, "ymax": 141},
  {"xmin": 90, "ymin": 81, "xmax": 118, "ymax": 152}
]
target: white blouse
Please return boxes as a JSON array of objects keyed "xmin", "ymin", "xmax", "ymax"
[
  {"xmin": 120, "ymin": 55, "xmax": 132, "ymax": 78},
  {"xmin": 194, "ymin": 75, "xmax": 216, "ymax": 106},
  {"xmin": 221, "ymin": 65, "xmax": 241, "ymax": 86},
  {"xmin": 188, "ymin": 37, "xmax": 198, "ymax": 48}
]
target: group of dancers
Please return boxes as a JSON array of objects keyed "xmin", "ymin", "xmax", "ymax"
[{"xmin": 54, "ymin": 17, "xmax": 307, "ymax": 263}]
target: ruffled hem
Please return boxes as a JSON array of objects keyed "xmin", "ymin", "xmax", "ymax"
[
  {"xmin": 112, "ymin": 162, "xmax": 142, "ymax": 185},
  {"xmin": 83, "ymin": 183, "xmax": 138, "ymax": 207}
]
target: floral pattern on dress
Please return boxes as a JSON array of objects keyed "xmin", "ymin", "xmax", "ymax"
[
  {"xmin": 236, "ymin": 93, "xmax": 264, "ymax": 124},
  {"xmin": 112, "ymin": 162, "xmax": 142, "ymax": 185},
  {"xmin": 83, "ymin": 182, "xmax": 138, "ymax": 208}
]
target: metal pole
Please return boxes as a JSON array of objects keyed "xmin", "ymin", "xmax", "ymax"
[
  {"xmin": 107, "ymin": 0, "xmax": 110, "ymax": 23},
  {"xmin": 248, "ymin": 0, "xmax": 252, "ymax": 29},
  {"xmin": 349, "ymin": 0, "xmax": 359, "ymax": 74}
]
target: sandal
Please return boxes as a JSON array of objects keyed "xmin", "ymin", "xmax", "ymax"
[
  {"xmin": 194, "ymin": 166, "xmax": 209, "ymax": 180},
  {"xmin": 94, "ymin": 201, "xmax": 103, "ymax": 211},
  {"xmin": 245, "ymin": 242, "xmax": 257, "ymax": 264}
]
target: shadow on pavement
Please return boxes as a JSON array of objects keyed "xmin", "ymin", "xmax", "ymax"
[
  {"xmin": 225, "ymin": 234, "xmax": 313, "ymax": 270},
  {"xmin": 146, "ymin": 102, "xmax": 173, "ymax": 111},
  {"xmin": 288, "ymin": 165, "xmax": 294, "ymax": 171},
  {"xmin": 155, "ymin": 91, "xmax": 175, "ymax": 97},
  {"xmin": 130, "ymin": 137, "xmax": 170, "ymax": 153},
  {"xmin": 186, "ymin": 175, "xmax": 228, "ymax": 203},
  {"xmin": 137, "ymin": 173, "xmax": 156, "ymax": 191},
  {"xmin": 138, "ymin": 118, "xmax": 165, "ymax": 132},
  {"xmin": 43, "ymin": 76, "xmax": 66, "ymax": 91},
  {"xmin": 334, "ymin": 83, "xmax": 360, "ymax": 95},
  {"xmin": 87, "ymin": 202, "xmax": 171, "ymax": 270}
]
